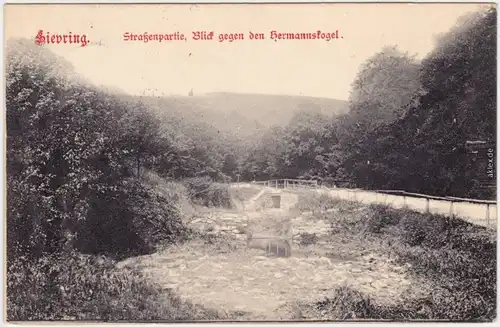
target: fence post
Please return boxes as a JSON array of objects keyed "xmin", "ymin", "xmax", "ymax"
[
  {"xmin": 426, "ymin": 198, "xmax": 430, "ymax": 213},
  {"xmin": 403, "ymin": 196, "xmax": 406, "ymax": 208},
  {"xmin": 486, "ymin": 204, "xmax": 490, "ymax": 228},
  {"xmin": 275, "ymin": 180, "xmax": 278, "ymax": 189},
  {"xmin": 449, "ymin": 201, "xmax": 454, "ymax": 216}
]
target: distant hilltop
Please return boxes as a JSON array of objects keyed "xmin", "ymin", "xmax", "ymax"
[{"xmin": 155, "ymin": 91, "xmax": 350, "ymax": 127}]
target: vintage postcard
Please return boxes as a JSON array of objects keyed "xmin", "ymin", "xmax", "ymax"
[{"xmin": 3, "ymin": 2, "xmax": 497, "ymax": 323}]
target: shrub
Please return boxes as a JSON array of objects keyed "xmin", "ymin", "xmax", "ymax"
[
  {"xmin": 299, "ymin": 232, "xmax": 319, "ymax": 246},
  {"xmin": 365, "ymin": 204, "xmax": 402, "ymax": 233},
  {"xmin": 295, "ymin": 191, "xmax": 345, "ymax": 213},
  {"xmin": 313, "ymin": 286, "xmax": 380, "ymax": 320},
  {"xmin": 230, "ymin": 186, "xmax": 261, "ymax": 202},
  {"xmin": 370, "ymin": 207, "xmax": 497, "ymax": 321},
  {"xmin": 310, "ymin": 284, "xmax": 495, "ymax": 321},
  {"xmin": 73, "ymin": 178, "xmax": 187, "ymax": 259},
  {"xmin": 317, "ymin": 205, "xmax": 496, "ymax": 321},
  {"xmin": 183, "ymin": 177, "xmax": 232, "ymax": 208},
  {"xmin": 327, "ymin": 209, "xmax": 368, "ymax": 235}
]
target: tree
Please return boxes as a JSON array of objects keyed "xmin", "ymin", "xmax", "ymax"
[
  {"xmin": 348, "ymin": 46, "xmax": 422, "ymax": 129},
  {"xmin": 344, "ymin": 8, "xmax": 496, "ymax": 198}
]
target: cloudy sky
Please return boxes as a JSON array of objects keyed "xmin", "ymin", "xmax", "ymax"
[{"xmin": 5, "ymin": 3, "xmax": 491, "ymax": 100}]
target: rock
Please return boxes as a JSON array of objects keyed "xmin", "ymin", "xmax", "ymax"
[
  {"xmin": 371, "ymin": 280, "xmax": 388, "ymax": 289},
  {"xmin": 254, "ymin": 256, "xmax": 268, "ymax": 261},
  {"xmin": 399, "ymin": 279, "xmax": 412, "ymax": 286},
  {"xmin": 163, "ymin": 284, "xmax": 179, "ymax": 289}
]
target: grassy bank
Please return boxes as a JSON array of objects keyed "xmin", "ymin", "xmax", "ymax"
[
  {"xmin": 294, "ymin": 193, "xmax": 496, "ymax": 321},
  {"xmin": 183, "ymin": 177, "xmax": 233, "ymax": 209},
  {"xmin": 7, "ymin": 250, "xmax": 222, "ymax": 321},
  {"xmin": 6, "ymin": 176, "xmax": 228, "ymax": 321}
]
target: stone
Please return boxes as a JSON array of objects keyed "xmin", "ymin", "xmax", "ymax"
[
  {"xmin": 163, "ymin": 284, "xmax": 179, "ymax": 289},
  {"xmin": 350, "ymin": 267, "xmax": 363, "ymax": 274},
  {"xmin": 254, "ymin": 256, "xmax": 268, "ymax": 261}
]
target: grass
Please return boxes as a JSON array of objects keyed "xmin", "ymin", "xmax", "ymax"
[
  {"xmin": 183, "ymin": 177, "xmax": 233, "ymax": 209},
  {"xmin": 295, "ymin": 198, "xmax": 497, "ymax": 321},
  {"xmin": 7, "ymin": 250, "xmax": 223, "ymax": 321},
  {"xmin": 230, "ymin": 186, "xmax": 262, "ymax": 202},
  {"xmin": 294, "ymin": 191, "xmax": 362, "ymax": 214},
  {"xmin": 298, "ymin": 232, "xmax": 319, "ymax": 246},
  {"xmin": 7, "ymin": 172, "xmax": 239, "ymax": 322}
]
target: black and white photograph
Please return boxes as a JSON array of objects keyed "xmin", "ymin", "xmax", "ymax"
[{"xmin": 3, "ymin": 2, "xmax": 497, "ymax": 322}]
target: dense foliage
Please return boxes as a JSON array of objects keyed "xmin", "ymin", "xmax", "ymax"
[
  {"xmin": 5, "ymin": 40, "xmax": 216, "ymax": 320},
  {"xmin": 237, "ymin": 8, "xmax": 496, "ymax": 199},
  {"xmin": 6, "ymin": 39, "xmax": 188, "ymax": 261},
  {"xmin": 346, "ymin": 9, "xmax": 496, "ymax": 198}
]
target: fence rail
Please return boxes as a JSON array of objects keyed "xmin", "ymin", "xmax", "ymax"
[
  {"xmin": 233, "ymin": 179, "xmax": 497, "ymax": 230},
  {"xmin": 250, "ymin": 179, "xmax": 318, "ymax": 189}
]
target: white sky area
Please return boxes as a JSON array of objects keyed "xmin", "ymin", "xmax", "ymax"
[{"xmin": 4, "ymin": 3, "xmax": 492, "ymax": 100}]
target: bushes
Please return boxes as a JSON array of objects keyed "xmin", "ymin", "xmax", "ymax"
[
  {"xmin": 5, "ymin": 40, "xmax": 201, "ymax": 320},
  {"xmin": 311, "ymin": 204, "xmax": 496, "ymax": 321},
  {"xmin": 73, "ymin": 178, "xmax": 187, "ymax": 259},
  {"xmin": 7, "ymin": 251, "xmax": 220, "ymax": 321},
  {"xmin": 230, "ymin": 186, "xmax": 261, "ymax": 202},
  {"xmin": 295, "ymin": 191, "xmax": 346, "ymax": 213},
  {"xmin": 390, "ymin": 216, "xmax": 496, "ymax": 320},
  {"xmin": 299, "ymin": 232, "xmax": 319, "ymax": 246},
  {"xmin": 311, "ymin": 283, "xmax": 495, "ymax": 321},
  {"xmin": 313, "ymin": 286, "xmax": 375, "ymax": 320},
  {"xmin": 310, "ymin": 286, "xmax": 424, "ymax": 320},
  {"xmin": 365, "ymin": 204, "xmax": 403, "ymax": 233},
  {"xmin": 183, "ymin": 177, "xmax": 232, "ymax": 208},
  {"xmin": 363, "ymin": 205, "xmax": 497, "ymax": 321}
]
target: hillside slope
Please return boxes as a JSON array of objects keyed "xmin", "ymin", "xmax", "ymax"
[{"xmin": 132, "ymin": 92, "xmax": 348, "ymax": 136}]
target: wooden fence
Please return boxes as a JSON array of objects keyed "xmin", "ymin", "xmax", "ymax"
[
  {"xmin": 232, "ymin": 179, "xmax": 497, "ymax": 230},
  {"xmin": 251, "ymin": 179, "xmax": 318, "ymax": 189},
  {"xmin": 320, "ymin": 188, "xmax": 497, "ymax": 229}
]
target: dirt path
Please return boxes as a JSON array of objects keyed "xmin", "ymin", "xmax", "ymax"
[
  {"xmin": 117, "ymin": 188, "xmax": 431, "ymax": 320},
  {"xmin": 118, "ymin": 239, "xmax": 421, "ymax": 320}
]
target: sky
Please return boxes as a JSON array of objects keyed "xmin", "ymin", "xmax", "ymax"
[{"xmin": 4, "ymin": 3, "xmax": 492, "ymax": 100}]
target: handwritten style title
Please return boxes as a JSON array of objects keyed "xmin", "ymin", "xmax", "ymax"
[{"xmin": 122, "ymin": 30, "xmax": 343, "ymax": 43}]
